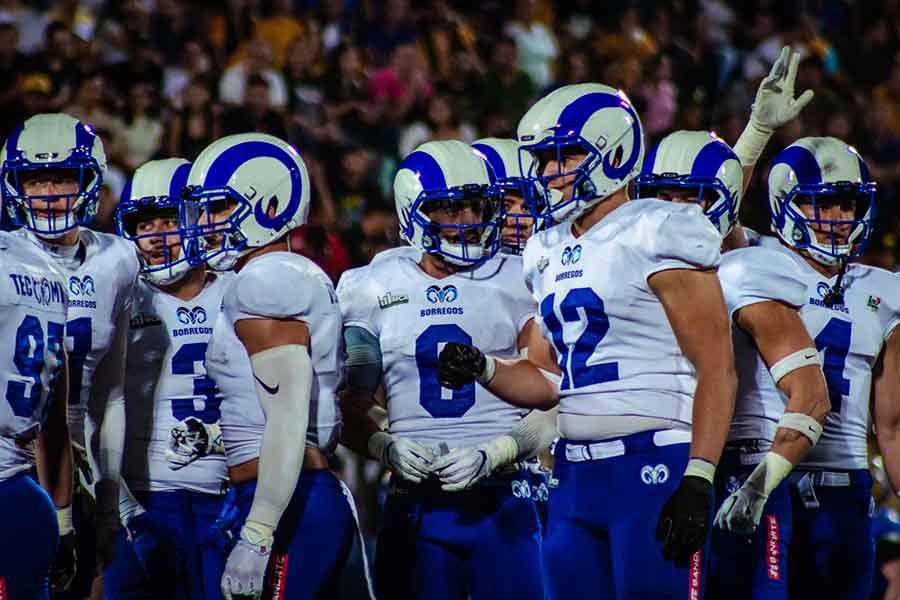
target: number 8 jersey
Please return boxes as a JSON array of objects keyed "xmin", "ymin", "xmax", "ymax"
[
  {"xmin": 0, "ymin": 232, "xmax": 68, "ymax": 480},
  {"xmin": 522, "ymin": 199, "xmax": 722, "ymax": 436},
  {"xmin": 337, "ymin": 252, "xmax": 534, "ymax": 449}
]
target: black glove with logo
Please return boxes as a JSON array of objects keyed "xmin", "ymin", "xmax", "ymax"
[
  {"xmin": 655, "ymin": 475, "xmax": 713, "ymax": 563},
  {"xmin": 438, "ymin": 342, "xmax": 486, "ymax": 390},
  {"xmin": 50, "ymin": 530, "xmax": 77, "ymax": 593}
]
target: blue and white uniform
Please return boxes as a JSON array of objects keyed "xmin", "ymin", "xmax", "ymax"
[
  {"xmin": 337, "ymin": 251, "xmax": 544, "ymax": 600},
  {"xmin": 0, "ymin": 232, "xmax": 68, "ymax": 598},
  {"xmin": 522, "ymin": 198, "xmax": 722, "ymax": 599}
]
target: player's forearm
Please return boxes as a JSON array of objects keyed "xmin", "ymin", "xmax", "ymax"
[
  {"xmin": 689, "ymin": 364, "xmax": 736, "ymax": 465},
  {"xmin": 877, "ymin": 425, "xmax": 900, "ymax": 494},
  {"xmin": 487, "ymin": 358, "xmax": 560, "ymax": 410},
  {"xmin": 771, "ymin": 368, "xmax": 830, "ymax": 465},
  {"xmin": 338, "ymin": 391, "xmax": 382, "ymax": 458}
]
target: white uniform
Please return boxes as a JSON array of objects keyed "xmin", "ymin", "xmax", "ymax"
[
  {"xmin": 13, "ymin": 229, "xmax": 139, "ymax": 444},
  {"xmin": 756, "ymin": 237, "xmax": 900, "ymax": 470},
  {"xmin": 121, "ymin": 275, "xmax": 230, "ymax": 495},
  {"xmin": 372, "ymin": 245, "xmax": 421, "ymax": 264},
  {"xmin": 208, "ymin": 252, "xmax": 341, "ymax": 468},
  {"xmin": 0, "ymin": 232, "xmax": 68, "ymax": 481},
  {"xmin": 337, "ymin": 252, "xmax": 534, "ymax": 449},
  {"xmin": 522, "ymin": 199, "xmax": 721, "ymax": 438},
  {"xmin": 717, "ymin": 246, "xmax": 808, "ymax": 443}
]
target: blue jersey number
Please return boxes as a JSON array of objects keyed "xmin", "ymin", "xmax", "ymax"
[
  {"xmin": 171, "ymin": 342, "xmax": 222, "ymax": 423},
  {"xmin": 65, "ymin": 316, "xmax": 92, "ymax": 408},
  {"xmin": 541, "ymin": 287, "xmax": 619, "ymax": 390},
  {"xmin": 6, "ymin": 316, "xmax": 64, "ymax": 418},
  {"xmin": 415, "ymin": 324, "xmax": 475, "ymax": 418},
  {"xmin": 814, "ymin": 317, "xmax": 851, "ymax": 414}
]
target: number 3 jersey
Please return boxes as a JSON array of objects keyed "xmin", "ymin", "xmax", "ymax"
[
  {"xmin": 336, "ymin": 252, "xmax": 534, "ymax": 450},
  {"xmin": 0, "ymin": 232, "xmax": 68, "ymax": 481},
  {"xmin": 522, "ymin": 199, "xmax": 722, "ymax": 436},
  {"xmin": 207, "ymin": 252, "xmax": 342, "ymax": 468},
  {"xmin": 121, "ymin": 275, "xmax": 230, "ymax": 495},
  {"xmin": 757, "ymin": 236, "xmax": 900, "ymax": 470}
]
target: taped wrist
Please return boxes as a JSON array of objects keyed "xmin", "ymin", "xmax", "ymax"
[
  {"xmin": 241, "ymin": 520, "xmax": 275, "ymax": 552},
  {"xmin": 770, "ymin": 347, "xmax": 821, "ymax": 383},
  {"xmin": 684, "ymin": 458, "xmax": 716, "ymax": 484},
  {"xmin": 57, "ymin": 505, "xmax": 74, "ymax": 536},
  {"xmin": 776, "ymin": 412, "xmax": 823, "ymax": 446},
  {"xmin": 479, "ymin": 355, "xmax": 497, "ymax": 385},
  {"xmin": 746, "ymin": 451, "xmax": 794, "ymax": 497}
]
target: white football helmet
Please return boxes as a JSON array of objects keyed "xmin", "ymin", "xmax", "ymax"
[
  {"xmin": 394, "ymin": 140, "xmax": 502, "ymax": 266},
  {"xmin": 180, "ymin": 133, "xmax": 310, "ymax": 271},
  {"xmin": 1, "ymin": 113, "xmax": 107, "ymax": 238},
  {"xmin": 517, "ymin": 83, "xmax": 644, "ymax": 223},
  {"xmin": 115, "ymin": 158, "xmax": 195, "ymax": 286},
  {"xmin": 768, "ymin": 137, "xmax": 876, "ymax": 266},
  {"xmin": 635, "ymin": 130, "xmax": 743, "ymax": 237}
]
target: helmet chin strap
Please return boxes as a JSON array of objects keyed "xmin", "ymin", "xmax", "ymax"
[{"xmin": 823, "ymin": 257, "xmax": 848, "ymax": 308}]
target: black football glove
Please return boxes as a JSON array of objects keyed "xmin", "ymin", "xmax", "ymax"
[
  {"xmin": 438, "ymin": 342, "xmax": 486, "ymax": 390},
  {"xmin": 49, "ymin": 530, "xmax": 77, "ymax": 593},
  {"xmin": 655, "ymin": 475, "xmax": 713, "ymax": 563}
]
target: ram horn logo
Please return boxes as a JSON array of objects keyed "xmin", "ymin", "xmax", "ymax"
[
  {"xmin": 425, "ymin": 284, "xmax": 458, "ymax": 304},
  {"xmin": 640, "ymin": 464, "xmax": 670, "ymax": 485},
  {"xmin": 69, "ymin": 275, "xmax": 95, "ymax": 296},
  {"xmin": 560, "ymin": 244, "xmax": 582, "ymax": 266},
  {"xmin": 176, "ymin": 306, "xmax": 208, "ymax": 324}
]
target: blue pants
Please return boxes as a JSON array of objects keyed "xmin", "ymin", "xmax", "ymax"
[
  {"xmin": 526, "ymin": 460, "xmax": 551, "ymax": 533},
  {"xmin": 545, "ymin": 431, "xmax": 709, "ymax": 600},
  {"xmin": 103, "ymin": 489, "xmax": 227, "ymax": 600},
  {"xmin": 374, "ymin": 471, "xmax": 544, "ymax": 600},
  {"xmin": 707, "ymin": 447, "xmax": 791, "ymax": 600},
  {"xmin": 226, "ymin": 470, "xmax": 355, "ymax": 600},
  {"xmin": 0, "ymin": 472, "xmax": 58, "ymax": 599},
  {"xmin": 788, "ymin": 469, "xmax": 874, "ymax": 600}
]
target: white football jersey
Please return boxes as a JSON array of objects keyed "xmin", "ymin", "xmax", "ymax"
[
  {"xmin": 337, "ymin": 252, "xmax": 534, "ymax": 449},
  {"xmin": 209, "ymin": 252, "xmax": 341, "ymax": 468},
  {"xmin": 14, "ymin": 229, "xmax": 139, "ymax": 443},
  {"xmin": 718, "ymin": 246, "xmax": 808, "ymax": 443},
  {"xmin": 0, "ymin": 232, "xmax": 68, "ymax": 481},
  {"xmin": 522, "ymin": 199, "xmax": 721, "ymax": 436},
  {"xmin": 121, "ymin": 274, "xmax": 230, "ymax": 495},
  {"xmin": 756, "ymin": 237, "xmax": 900, "ymax": 470},
  {"xmin": 371, "ymin": 245, "xmax": 421, "ymax": 264}
]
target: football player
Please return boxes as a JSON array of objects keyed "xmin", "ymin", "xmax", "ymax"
[
  {"xmin": 0, "ymin": 231, "xmax": 72, "ymax": 598},
  {"xmin": 180, "ymin": 133, "xmax": 356, "ymax": 600},
  {"xmin": 336, "ymin": 140, "xmax": 551, "ymax": 599},
  {"xmin": 1, "ymin": 113, "xmax": 139, "ymax": 595},
  {"xmin": 438, "ymin": 83, "xmax": 736, "ymax": 598},
  {"xmin": 102, "ymin": 158, "xmax": 230, "ymax": 599},
  {"xmin": 637, "ymin": 130, "xmax": 831, "ymax": 599},
  {"xmin": 760, "ymin": 137, "xmax": 900, "ymax": 600}
]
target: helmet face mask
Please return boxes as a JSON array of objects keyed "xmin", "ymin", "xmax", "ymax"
[{"xmin": 180, "ymin": 184, "xmax": 251, "ymax": 272}]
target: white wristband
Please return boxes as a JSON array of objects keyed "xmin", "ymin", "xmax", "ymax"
[
  {"xmin": 746, "ymin": 452, "xmax": 794, "ymax": 497},
  {"xmin": 770, "ymin": 347, "xmax": 821, "ymax": 383},
  {"xmin": 57, "ymin": 505, "xmax": 74, "ymax": 536},
  {"xmin": 479, "ymin": 355, "xmax": 497, "ymax": 386},
  {"xmin": 241, "ymin": 519, "xmax": 275, "ymax": 552},
  {"xmin": 684, "ymin": 458, "xmax": 716, "ymax": 484},
  {"xmin": 776, "ymin": 412, "xmax": 823, "ymax": 446}
]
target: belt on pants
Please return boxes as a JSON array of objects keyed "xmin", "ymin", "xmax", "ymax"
[{"xmin": 562, "ymin": 429, "xmax": 692, "ymax": 463}]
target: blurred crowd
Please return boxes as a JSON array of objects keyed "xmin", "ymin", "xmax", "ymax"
[{"xmin": 2, "ymin": 0, "xmax": 900, "ymax": 277}]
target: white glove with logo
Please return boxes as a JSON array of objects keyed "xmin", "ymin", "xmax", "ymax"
[
  {"xmin": 734, "ymin": 45, "xmax": 815, "ymax": 166},
  {"xmin": 368, "ymin": 431, "xmax": 433, "ymax": 483},
  {"xmin": 221, "ymin": 521, "xmax": 273, "ymax": 600},
  {"xmin": 714, "ymin": 478, "xmax": 768, "ymax": 536},
  {"xmin": 167, "ymin": 417, "xmax": 225, "ymax": 470},
  {"xmin": 431, "ymin": 436, "xmax": 518, "ymax": 492}
]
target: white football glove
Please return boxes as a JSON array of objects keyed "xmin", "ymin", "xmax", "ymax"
[
  {"xmin": 431, "ymin": 436, "xmax": 518, "ymax": 492},
  {"xmin": 734, "ymin": 45, "xmax": 815, "ymax": 166},
  {"xmin": 368, "ymin": 432, "xmax": 434, "ymax": 483},
  {"xmin": 167, "ymin": 417, "xmax": 225, "ymax": 470},
  {"xmin": 714, "ymin": 478, "xmax": 768, "ymax": 536},
  {"xmin": 221, "ymin": 521, "xmax": 273, "ymax": 600}
]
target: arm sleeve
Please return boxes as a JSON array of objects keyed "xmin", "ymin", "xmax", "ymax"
[
  {"xmin": 643, "ymin": 203, "xmax": 722, "ymax": 281},
  {"xmin": 342, "ymin": 326, "xmax": 383, "ymax": 394},
  {"xmin": 718, "ymin": 248, "xmax": 808, "ymax": 319}
]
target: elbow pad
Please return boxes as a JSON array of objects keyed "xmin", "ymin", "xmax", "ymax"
[{"xmin": 342, "ymin": 326, "xmax": 383, "ymax": 394}]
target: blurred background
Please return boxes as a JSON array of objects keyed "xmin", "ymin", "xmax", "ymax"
[{"xmin": 4, "ymin": 0, "xmax": 900, "ymax": 596}]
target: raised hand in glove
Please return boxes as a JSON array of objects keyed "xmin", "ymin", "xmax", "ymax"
[
  {"xmin": 437, "ymin": 342, "xmax": 494, "ymax": 390},
  {"xmin": 656, "ymin": 475, "xmax": 713, "ymax": 563}
]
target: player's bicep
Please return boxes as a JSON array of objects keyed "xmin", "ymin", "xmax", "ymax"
[
  {"xmin": 520, "ymin": 317, "xmax": 560, "ymax": 375},
  {"xmin": 234, "ymin": 318, "xmax": 310, "ymax": 356}
]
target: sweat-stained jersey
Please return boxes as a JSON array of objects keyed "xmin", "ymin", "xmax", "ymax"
[
  {"xmin": 336, "ymin": 252, "xmax": 534, "ymax": 450},
  {"xmin": 521, "ymin": 198, "xmax": 721, "ymax": 437},
  {"xmin": 718, "ymin": 246, "xmax": 809, "ymax": 443},
  {"xmin": 121, "ymin": 274, "xmax": 230, "ymax": 495},
  {"xmin": 208, "ymin": 252, "xmax": 341, "ymax": 468},
  {"xmin": 757, "ymin": 236, "xmax": 900, "ymax": 470},
  {"xmin": 0, "ymin": 232, "xmax": 68, "ymax": 481}
]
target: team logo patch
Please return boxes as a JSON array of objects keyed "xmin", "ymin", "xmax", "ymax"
[
  {"xmin": 560, "ymin": 244, "xmax": 582, "ymax": 265},
  {"xmin": 640, "ymin": 463, "xmax": 670, "ymax": 485},
  {"xmin": 426, "ymin": 284, "xmax": 458, "ymax": 304},
  {"xmin": 867, "ymin": 295, "xmax": 881, "ymax": 312},
  {"xmin": 536, "ymin": 256, "xmax": 550, "ymax": 273},
  {"xmin": 816, "ymin": 281, "xmax": 845, "ymax": 300},
  {"xmin": 69, "ymin": 275, "xmax": 95, "ymax": 296},
  {"xmin": 378, "ymin": 291, "xmax": 409, "ymax": 309},
  {"xmin": 511, "ymin": 479, "xmax": 532, "ymax": 498},
  {"xmin": 176, "ymin": 306, "xmax": 208, "ymax": 324}
]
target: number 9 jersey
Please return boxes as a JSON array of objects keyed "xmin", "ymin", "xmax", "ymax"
[
  {"xmin": 522, "ymin": 199, "xmax": 722, "ymax": 434},
  {"xmin": 0, "ymin": 231, "xmax": 68, "ymax": 480}
]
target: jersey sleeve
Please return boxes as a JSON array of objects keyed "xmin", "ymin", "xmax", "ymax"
[
  {"xmin": 224, "ymin": 256, "xmax": 332, "ymax": 324},
  {"xmin": 879, "ymin": 273, "xmax": 900, "ymax": 339},
  {"xmin": 643, "ymin": 203, "xmax": 722, "ymax": 280},
  {"xmin": 335, "ymin": 266, "xmax": 380, "ymax": 335},
  {"xmin": 115, "ymin": 239, "xmax": 140, "ymax": 317},
  {"xmin": 717, "ymin": 247, "xmax": 807, "ymax": 318}
]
